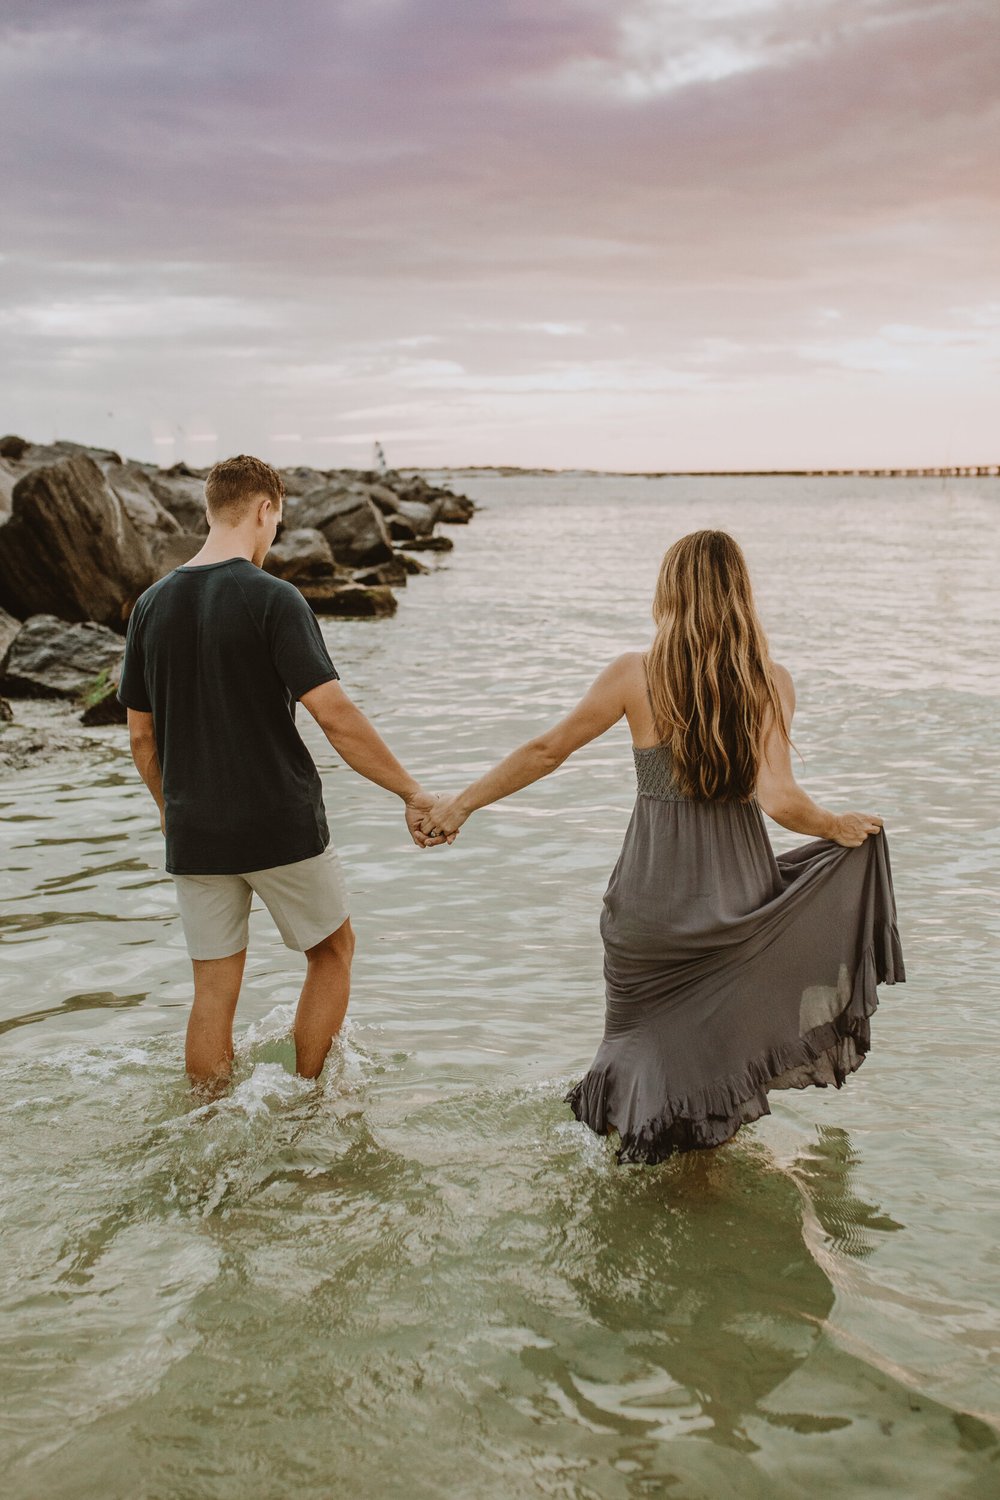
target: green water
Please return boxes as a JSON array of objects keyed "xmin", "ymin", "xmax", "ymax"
[{"xmin": 2, "ymin": 475, "xmax": 998, "ymax": 1497}]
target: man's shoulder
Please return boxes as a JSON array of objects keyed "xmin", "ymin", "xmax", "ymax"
[
  {"xmin": 129, "ymin": 568, "xmax": 178, "ymax": 621},
  {"xmin": 231, "ymin": 563, "xmax": 311, "ymax": 612}
]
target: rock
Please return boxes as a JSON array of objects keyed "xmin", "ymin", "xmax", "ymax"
[
  {"xmin": 397, "ymin": 475, "xmax": 431, "ymax": 496},
  {"xmin": 0, "ymin": 460, "xmax": 16, "ymax": 518},
  {"xmin": 152, "ymin": 532, "xmax": 205, "ymax": 574},
  {"xmin": 0, "ymin": 615, "xmax": 125, "ymax": 699},
  {"xmin": 397, "ymin": 534, "xmax": 454, "ymax": 553},
  {"xmin": 108, "ymin": 461, "xmax": 183, "ymax": 547},
  {"xmin": 146, "ymin": 469, "xmax": 209, "ymax": 534},
  {"xmin": 365, "ymin": 483, "xmax": 404, "ymax": 516},
  {"xmin": 0, "ymin": 696, "xmax": 12, "ymax": 722},
  {"xmin": 437, "ymin": 491, "xmax": 475, "ymax": 523},
  {"xmin": 387, "ymin": 513, "xmax": 417, "ymax": 542},
  {"xmin": 293, "ymin": 487, "xmax": 394, "ymax": 567},
  {"xmin": 80, "ymin": 685, "xmax": 128, "ymax": 725},
  {"xmin": 279, "ymin": 466, "xmax": 334, "ymax": 500},
  {"xmin": 0, "ymin": 455, "xmax": 156, "ymax": 630},
  {"xmin": 396, "ymin": 474, "xmax": 475, "ymax": 523},
  {"xmin": 264, "ymin": 528, "xmax": 341, "ymax": 583},
  {"xmin": 0, "ymin": 606, "xmax": 20, "ymax": 661},
  {"xmin": 352, "ymin": 555, "xmax": 408, "ymax": 587},
  {"xmin": 3, "ymin": 438, "xmax": 122, "ymax": 471},
  {"xmin": 394, "ymin": 498, "xmax": 442, "ymax": 536},
  {"xmin": 0, "ymin": 435, "xmax": 30, "ymax": 461},
  {"xmin": 297, "ymin": 581, "xmax": 397, "ymax": 617},
  {"xmin": 400, "ymin": 552, "xmax": 430, "ymax": 576}
]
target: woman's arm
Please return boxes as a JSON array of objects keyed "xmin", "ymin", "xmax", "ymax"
[
  {"xmin": 423, "ymin": 655, "xmax": 634, "ymax": 838},
  {"xmin": 756, "ymin": 666, "xmax": 882, "ymax": 847}
]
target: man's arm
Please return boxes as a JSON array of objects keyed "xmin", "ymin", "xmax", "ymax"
[
  {"xmin": 300, "ymin": 680, "xmax": 443, "ymax": 847},
  {"xmin": 127, "ymin": 708, "xmax": 165, "ymax": 833}
]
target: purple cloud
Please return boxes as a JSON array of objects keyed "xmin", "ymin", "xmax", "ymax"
[{"xmin": 1, "ymin": 0, "xmax": 997, "ymax": 468}]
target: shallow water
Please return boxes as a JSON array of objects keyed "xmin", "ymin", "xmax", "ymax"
[{"xmin": 2, "ymin": 474, "xmax": 998, "ymax": 1498}]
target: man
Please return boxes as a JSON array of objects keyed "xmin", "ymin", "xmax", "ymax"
[{"xmin": 118, "ymin": 454, "xmax": 442, "ymax": 1091}]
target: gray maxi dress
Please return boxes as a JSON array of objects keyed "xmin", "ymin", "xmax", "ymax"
[{"xmin": 565, "ymin": 744, "xmax": 905, "ymax": 1163}]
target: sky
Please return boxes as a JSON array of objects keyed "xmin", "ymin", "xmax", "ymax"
[{"xmin": 1, "ymin": 0, "xmax": 998, "ymax": 471}]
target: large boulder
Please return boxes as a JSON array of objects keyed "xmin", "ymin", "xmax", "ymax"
[
  {"xmin": 393, "ymin": 498, "xmax": 441, "ymax": 536},
  {"xmin": 387, "ymin": 512, "xmax": 417, "ymax": 542},
  {"xmin": 363, "ymin": 479, "xmax": 473, "ymax": 526},
  {"xmin": 0, "ymin": 437, "xmax": 123, "ymax": 470},
  {"xmin": 0, "ymin": 460, "xmax": 16, "ymax": 519},
  {"xmin": 264, "ymin": 528, "xmax": 342, "ymax": 583},
  {"xmin": 292, "ymin": 486, "xmax": 394, "ymax": 567},
  {"xmin": 365, "ymin": 482, "xmax": 405, "ymax": 516},
  {"xmin": 0, "ymin": 615, "xmax": 125, "ymax": 699},
  {"xmin": 80, "ymin": 682, "xmax": 128, "ymax": 725},
  {"xmin": 297, "ymin": 581, "xmax": 397, "ymax": 617},
  {"xmin": 279, "ymin": 466, "xmax": 334, "ymax": 500},
  {"xmin": 152, "ymin": 532, "xmax": 205, "ymax": 575},
  {"xmin": 436, "ymin": 491, "xmax": 475, "ymax": 524},
  {"xmin": 0, "ymin": 605, "xmax": 19, "ymax": 661},
  {"xmin": 146, "ymin": 469, "xmax": 209, "ymax": 534},
  {"xmin": 107, "ymin": 461, "xmax": 183, "ymax": 547},
  {"xmin": 0, "ymin": 454, "xmax": 156, "ymax": 629},
  {"xmin": 397, "ymin": 474, "xmax": 475, "ymax": 523}
]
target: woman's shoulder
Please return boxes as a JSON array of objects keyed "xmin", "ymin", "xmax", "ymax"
[
  {"xmin": 605, "ymin": 650, "xmax": 652, "ymax": 696},
  {"xmin": 770, "ymin": 661, "xmax": 795, "ymax": 700},
  {"xmin": 611, "ymin": 649, "xmax": 649, "ymax": 676}
]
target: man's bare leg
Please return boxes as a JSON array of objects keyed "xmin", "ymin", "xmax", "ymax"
[
  {"xmin": 187, "ymin": 949, "xmax": 248, "ymax": 1091},
  {"xmin": 295, "ymin": 918, "xmax": 355, "ymax": 1079}
]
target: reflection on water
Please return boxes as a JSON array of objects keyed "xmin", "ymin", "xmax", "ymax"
[
  {"xmin": 1, "ymin": 475, "xmax": 999, "ymax": 1495},
  {"xmin": 791, "ymin": 1127, "xmax": 906, "ymax": 1260},
  {"xmin": 0, "ymin": 989, "xmax": 147, "ymax": 1037}
]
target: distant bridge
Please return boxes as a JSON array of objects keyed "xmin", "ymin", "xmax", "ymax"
[
  {"xmin": 435, "ymin": 464, "xmax": 1000, "ymax": 479},
  {"xmin": 634, "ymin": 465, "xmax": 1000, "ymax": 478}
]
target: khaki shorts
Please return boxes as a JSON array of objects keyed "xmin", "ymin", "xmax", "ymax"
[{"xmin": 172, "ymin": 845, "xmax": 350, "ymax": 961}]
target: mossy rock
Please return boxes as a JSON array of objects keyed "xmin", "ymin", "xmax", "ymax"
[{"xmin": 78, "ymin": 668, "xmax": 127, "ymax": 725}]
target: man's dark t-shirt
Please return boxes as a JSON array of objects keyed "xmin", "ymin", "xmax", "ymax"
[{"xmin": 118, "ymin": 558, "xmax": 339, "ymax": 875}]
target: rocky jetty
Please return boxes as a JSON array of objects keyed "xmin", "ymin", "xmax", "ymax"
[{"xmin": 0, "ymin": 434, "xmax": 474, "ymax": 765}]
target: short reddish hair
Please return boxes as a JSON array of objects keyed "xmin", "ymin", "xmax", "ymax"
[{"xmin": 204, "ymin": 454, "xmax": 284, "ymax": 523}]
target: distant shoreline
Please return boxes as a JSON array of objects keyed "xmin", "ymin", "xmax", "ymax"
[{"xmin": 409, "ymin": 464, "xmax": 999, "ymax": 479}]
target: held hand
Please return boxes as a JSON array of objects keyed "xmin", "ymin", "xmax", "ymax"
[
  {"xmin": 831, "ymin": 811, "xmax": 883, "ymax": 848},
  {"xmin": 404, "ymin": 791, "xmax": 450, "ymax": 849},
  {"xmin": 420, "ymin": 794, "xmax": 468, "ymax": 844}
]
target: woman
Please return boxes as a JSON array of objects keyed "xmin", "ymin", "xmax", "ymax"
[{"xmin": 422, "ymin": 530, "xmax": 904, "ymax": 1162}]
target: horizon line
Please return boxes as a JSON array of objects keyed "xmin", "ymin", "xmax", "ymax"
[{"xmin": 406, "ymin": 463, "xmax": 999, "ymax": 479}]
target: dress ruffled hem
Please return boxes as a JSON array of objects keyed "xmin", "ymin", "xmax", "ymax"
[{"xmin": 564, "ymin": 918, "xmax": 904, "ymax": 1165}]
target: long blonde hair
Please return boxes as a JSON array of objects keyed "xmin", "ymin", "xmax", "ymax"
[{"xmin": 645, "ymin": 530, "xmax": 788, "ymax": 802}]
